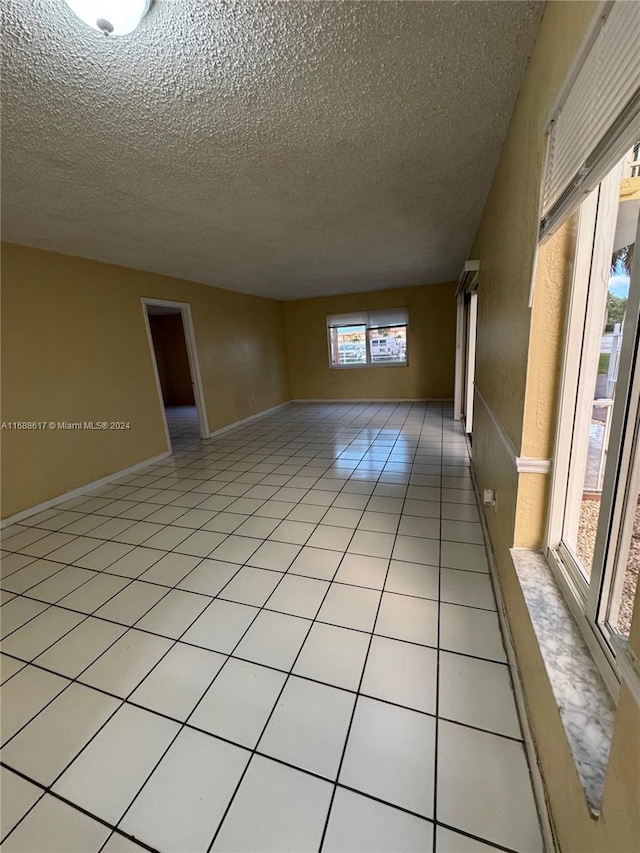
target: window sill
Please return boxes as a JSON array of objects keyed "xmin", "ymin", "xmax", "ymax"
[{"xmin": 510, "ymin": 548, "xmax": 615, "ymax": 816}]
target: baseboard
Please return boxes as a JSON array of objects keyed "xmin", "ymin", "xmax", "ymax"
[
  {"xmin": 467, "ymin": 455, "xmax": 559, "ymax": 853},
  {"xmin": 207, "ymin": 401, "xmax": 292, "ymax": 439},
  {"xmin": 292, "ymin": 398, "xmax": 454, "ymax": 403},
  {"xmin": 0, "ymin": 451, "xmax": 172, "ymax": 529}
]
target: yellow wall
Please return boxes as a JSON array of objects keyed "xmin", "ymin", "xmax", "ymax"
[
  {"xmin": 284, "ymin": 283, "xmax": 457, "ymax": 400},
  {"xmin": 470, "ymin": 1, "xmax": 640, "ymax": 850},
  {"xmin": 1, "ymin": 243, "xmax": 290, "ymax": 519}
]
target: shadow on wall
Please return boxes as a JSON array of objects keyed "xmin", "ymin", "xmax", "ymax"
[{"xmin": 148, "ymin": 314, "xmax": 195, "ymax": 406}]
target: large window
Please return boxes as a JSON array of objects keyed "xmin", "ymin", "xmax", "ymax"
[
  {"xmin": 327, "ymin": 309, "xmax": 408, "ymax": 369},
  {"xmin": 548, "ymin": 146, "xmax": 640, "ymax": 691}
]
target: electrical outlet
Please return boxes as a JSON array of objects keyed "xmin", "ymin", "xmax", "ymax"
[
  {"xmin": 483, "ymin": 489, "xmax": 496, "ymax": 508},
  {"xmin": 250, "ymin": 394, "xmax": 255, "ymax": 401}
]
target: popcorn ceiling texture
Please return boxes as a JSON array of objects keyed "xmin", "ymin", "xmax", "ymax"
[{"xmin": 1, "ymin": 0, "xmax": 543, "ymax": 300}]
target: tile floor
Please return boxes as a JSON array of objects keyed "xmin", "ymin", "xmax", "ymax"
[{"xmin": 0, "ymin": 402, "xmax": 543, "ymax": 853}]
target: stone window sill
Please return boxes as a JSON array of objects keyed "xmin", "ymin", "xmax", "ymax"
[{"xmin": 510, "ymin": 548, "xmax": 616, "ymax": 815}]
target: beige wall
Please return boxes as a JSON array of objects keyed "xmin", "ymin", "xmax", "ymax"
[
  {"xmin": 1, "ymin": 243, "xmax": 290, "ymax": 519},
  {"xmin": 284, "ymin": 283, "xmax": 456, "ymax": 400},
  {"xmin": 470, "ymin": 1, "xmax": 640, "ymax": 850},
  {"xmin": 148, "ymin": 313, "xmax": 195, "ymax": 407}
]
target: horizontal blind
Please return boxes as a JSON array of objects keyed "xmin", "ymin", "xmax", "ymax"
[
  {"xmin": 368, "ymin": 307, "xmax": 408, "ymax": 327},
  {"xmin": 541, "ymin": 1, "xmax": 640, "ymax": 238},
  {"xmin": 327, "ymin": 308, "xmax": 408, "ymax": 329}
]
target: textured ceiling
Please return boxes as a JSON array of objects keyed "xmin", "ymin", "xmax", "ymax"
[{"xmin": 1, "ymin": 0, "xmax": 544, "ymax": 300}]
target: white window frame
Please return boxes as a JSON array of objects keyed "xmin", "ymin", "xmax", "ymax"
[
  {"xmin": 546, "ymin": 164, "xmax": 640, "ymax": 699},
  {"xmin": 327, "ymin": 310, "xmax": 409, "ymax": 370}
]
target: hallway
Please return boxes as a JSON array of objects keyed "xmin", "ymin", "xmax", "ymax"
[{"xmin": 1, "ymin": 403, "xmax": 541, "ymax": 852}]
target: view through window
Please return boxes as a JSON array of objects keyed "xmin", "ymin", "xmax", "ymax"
[{"xmin": 327, "ymin": 309, "xmax": 408, "ymax": 368}]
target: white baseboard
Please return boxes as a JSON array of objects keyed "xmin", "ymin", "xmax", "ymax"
[
  {"xmin": 292, "ymin": 398, "xmax": 454, "ymax": 403},
  {"xmin": 207, "ymin": 401, "xmax": 292, "ymax": 439},
  {"xmin": 1, "ymin": 451, "xmax": 172, "ymax": 529},
  {"xmin": 467, "ymin": 456, "xmax": 558, "ymax": 853}
]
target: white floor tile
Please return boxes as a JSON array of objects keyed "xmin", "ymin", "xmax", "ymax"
[
  {"xmin": 0, "ymin": 597, "xmax": 48, "ymax": 639},
  {"xmin": 247, "ymin": 540, "xmax": 301, "ymax": 571},
  {"xmin": 220, "ymin": 566, "xmax": 283, "ymax": 606},
  {"xmin": 440, "ymin": 541, "xmax": 489, "ymax": 573},
  {"xmin": 437, "ymin": 720, "xmax": 542, "ymax": 851},
  {"xmin": 398, "ymin": 515, "xmax": 440, "ymax": 540},
  {"xmin": 136, "ymin": 589, "xmax": 210, "ymax": 638},
  {"xmin": 339, "ymin": 696, "xmax": 435, "ymax": 817},
  {"xmin": 357, "ymin": 511, "xmax": 400, "ymax": 534},
  {"xmin": 138, "ymin": 552, "xmax": 201, "ymax": 586},
  {"xmin": 293, "ymin": 622, "xmax": 369, "ymax": 691},
  {"xmin": 1, "ymin": 606, "xmax": 85, "ymax": 661},
  {"xmin": 191, "ymin": 657, "xmax": 286, "ymax": 747},
  {"xmin": 80, "ymin": 629, "xmax": 172, "ymax": 697},
  {"xmin": 211, "ymin": 755, "xmax": 333, "ymax": 853},
  {"xmin": 35, "ymin": 617, "xmax": 127, "ymax": 678},
  {"xmin": 177, "ymin": 558, "xmax": 240, "ymax": 596},
  {"xmin": 59, "ymin": 573, "xmax": 130, "ymax": 613},
  {"xmin": 204, "ymin": 512, "xmax": 250, "ymax": 533},
  {"xmin": 441, "ymin": 520, "xmax": 484, "ymax": 545},
  {"xmin": 306, "ymin": 525, "xmax": 353, "ymax": 552},
  {"xmin": 94, "ymin": 581, "xmax": 167, "ymax": 626},
  {"xmin": 441, "ymin": 502, "xmax": 480, "ymax": 523},
  {"xmin": 1, "ymin": 654, "xmax": 26, "ymax": 684},
  {"xmin": 440, "ymin": 568, "xmax": 496, "ymax": 611},
  {"xmin": 269, "ymin": 520, "xmax": 316, "ymax": 545},
  {"xmin": 375, "ymin": 592, "xmax": 438, "ymax": 647},
  {"xmin": 234, "ymin": 609, "xmax": 310, "ymax": 670},
  {"xmin": 130, "ymin": 642, "xmax": 225, "ymax": 721},
  {"xmin": 174, "ymin": 530, "xmax": 229, "ymax": 557},
  {"xmin": 439, "ymin": 651, "xmax": 520, "ymax": 738},
  {"xmin": 73, "ymin": 541, "xmax": 133, "ymax": 571},
  {"xmin": 22, "ymin": 566, "xmax": 95, "ymax": 603},
  {"xmin": 385, "ymin": 559, "xmax": 439, "ymax": 600},
  {"xmin": 323, "ymin": 787, "xmax": 433, "ymax": 852},
  {"xmin": 1, "ymin": 665, "xmax": 70, "ymax": 745},
  {"xmin": 1, "ymin": 794, "xmax": 110, "ymax": 853},
  {"xmin": 1, "ymin": 559, "xmax": 67, "ymax": 594},
  {"xmin": 320, "ymin": 508, "xmax": 363, "ymax": 529},
  {"xmin": 286, "ymin": 503, "xmax": 328, "ymax": 523},
  {"xmin": 182, "ymin": 599, "xmax": 258, "ymax": 653},
  {"xmin": 317, "ymin": 584, "xmax": 381, "ymax": 632},
  {"xmin": 259, "ymin": 676, "xmax": 355, "ymax": 778},
  {"xmin": 101, "ymin": 831, "xmax": 149, "ymax": 852},
  {"xmin": 53, "ymin": 703, "xmax": 180, "ymax": 825},
  {"xmin": 265, "ymin": 574, "xmax": 329, "ymax": 618},
  {"xmin": 120, "ymin": 727, "xmax": 250, "ymax": 853},
  {"xmin": 210, "ymin": 534, "xmax": 264, "ymax": 565},
  {"xmin": 334, "ymin": 553, "xmax": 388, "ymax": 590},
  {"xmin": 361, "ymin": 635, "xmax": 437, "ymax": 713},
  {"xmin": 142, "ymin": 526, "xmax": 193, "ymax": 551},
  {"xmin": 2, "ymin": 682, "xmax": 120, "ymax": 785},
  {"xmin": 347, "ymin": 530, "xmax": 395, "ymax": 559},
  {"xmin": 0, "ymin": 766, "xmax": 43, "ymax": 841},
  {"xmin": 288, "ymin": 546, "xmax": 342, "ymax": 580},
  {"xmin": 435, "ymin": 827, "xmax": 504, "ymax": 852},
  {"xmin": 439, "ymin": 603, "xmax": 506, "ymax": 663},
  {"xmin": 403, "ymin": 499, "xmax": 441, "ymax": 518},
  {"xmin": 233, "ymin": 516, "xmax": 281, "ymax": 539},
  {"xmin": 392, "ymin": 535, "xmax": 439, "ymax": 566}
]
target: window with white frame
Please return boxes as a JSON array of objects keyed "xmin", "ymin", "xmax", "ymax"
[
  {"xmin": 327, "ymin": 309, "xmax": 408, "ymax": 369},
  {"xmin": 542, "ymin": 0, "xmax": 640, "ymax": 693},
  {"xmin": 547, "ymin": 147, "xmax": 639, "ymax": 690}
]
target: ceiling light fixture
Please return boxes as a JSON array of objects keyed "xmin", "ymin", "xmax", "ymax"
[{"xmin": 63, "ymin": 0, "xmax": 151, "ymax": 36}]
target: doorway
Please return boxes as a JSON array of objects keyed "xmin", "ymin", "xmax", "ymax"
[
  {"xmin": 454, "ymin": 290, "xmax": 478, "ymax": 437},
  {"xmin": 142, "ymin": 298, "xmax": 209, "ymax": 447}
]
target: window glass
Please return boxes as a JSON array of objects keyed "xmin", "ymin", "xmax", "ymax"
[
  {"xmin": 329, "ymin": 325, "xmax": 367, "ymax": 366},
  {"xmin": 563, "ymin": 162, "xmax": 635, "ymax": 580},
  {"xmin": 368, "ymin": 326, "xmax": 407, "ymax": 364}
]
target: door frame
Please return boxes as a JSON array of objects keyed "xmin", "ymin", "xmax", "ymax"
[{"xmin": 141, "ymin": 298, "xmax": 210, "ymax": 443}]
